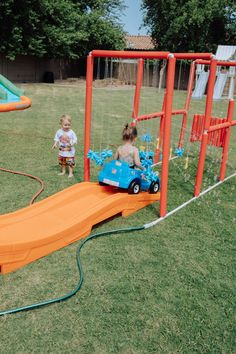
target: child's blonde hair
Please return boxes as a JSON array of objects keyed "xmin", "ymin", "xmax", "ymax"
[
  {"xmin": 122, "ymin": 123, "xmax": 137, "ymax": 142},
  {"xmin": 60, "ymin": 114, "xmax": 72, "ymax": 125}
]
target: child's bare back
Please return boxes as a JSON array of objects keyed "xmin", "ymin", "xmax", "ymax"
[{"xmin": 114, "ymin": 124, "xmax": 142, "ymax": 169}]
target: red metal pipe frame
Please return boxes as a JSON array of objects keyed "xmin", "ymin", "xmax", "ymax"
[
  {"xmin": 219, "ymin": 99, "xmax": 235, "ymax": 181},
  {"xmin": 91, "ymin": 50, "xmax": 212, "ymax": 61},
  {"xmin": 135, "ymin": 109, "xmax": 187, "ymax": 122},
  {"xmin": 216, "ymin": 60, "xmax": 236, "ymax": 67},
  {"xmin": 136, "ymin": 111, "xmax": 164, "ymax": 121},
  {"xmin": 174, "ymin": 53, "xmax": 212, "ymax": 60},
  {"xmin": 196, "ymin": 59, "xmax": 236, "ymax": 67},
  {"xmin": 195, "ymin": 60, "xmax": 209, "ymax": 65},
  {"xmin": 208, "ymin": 121, "xmax": 231, "ymax": 132},
  {"xmin": 194, "ymin": 59, "xmax": 218, "ymax": 197},
  {"xmin": 83, "ymin": 51, "xmax": 221, "ymax": 212},
  {"xmin": 84, "ymin": 54, "xmax": 94, "ymax": 181},
  {"xmin": 132, "ymin": 59, "xmax": 144, "ymax": 119},
  {"xmin": 172, "ymin": 109, "xmax": 188, "ymax": 116},
  {"xmin": 160, "ymin": 55, "xmax": 176, "ymax": 217},
  {"xmin": 91, "ymin": 50, "xmax": 169, "ymax": 59}
]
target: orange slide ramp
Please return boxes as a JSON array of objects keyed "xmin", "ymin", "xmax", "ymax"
[{"xmin": 0, "ymin": 182, "xmax": 160, "ymax": 274}]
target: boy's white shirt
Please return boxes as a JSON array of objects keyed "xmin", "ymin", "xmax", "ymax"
[{"xmin": 54, "ymin": 128, "xmax": 77, "ymax": 157}]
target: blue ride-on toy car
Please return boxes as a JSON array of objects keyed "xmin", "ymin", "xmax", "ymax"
[{"xmin": 98, "ymin": 160, "xmax": 160, "ymax": 194}]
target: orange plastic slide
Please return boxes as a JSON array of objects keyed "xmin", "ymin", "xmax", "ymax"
[
  {"xmin": 0, "ymin": 182, "xmax": 160, "ymax": 274},
  {"xmin": 0, "ymin": 95, "xmax": 32, "ymax": 112}
]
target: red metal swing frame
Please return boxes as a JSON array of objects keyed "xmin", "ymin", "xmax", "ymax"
[{"xmin": 84, "ymin": 50, "xmax": 235, "ymax": 217}]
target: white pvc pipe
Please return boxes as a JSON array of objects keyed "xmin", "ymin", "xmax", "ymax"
[
  {"xmin": 144, "ymin": 171, "xmax": 236, "ymax": 229},
  {"xmin": 151, "ymin": 155, "xmax": 178, "ymax": 168}
]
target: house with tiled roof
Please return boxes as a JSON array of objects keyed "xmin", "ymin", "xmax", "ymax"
[
  {"xmin": 113, "ymin": 36, "xmax": 156, "ymax": 86},
  {"xmin": 125, "ymin": 35, "xmax": 155, "ymax": 50}
]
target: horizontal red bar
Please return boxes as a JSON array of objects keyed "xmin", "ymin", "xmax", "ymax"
[
  {"xmin": 92, "ymin": 51, "xmax": 213, "ymax": 61},
  {"xmin": 91, "ymin": 50, "xmax": 169, "ymax": 59},
  {"xmin": 208, "ymin": 120, "xmax": 236, "ymax": 133},
  {"xmin": 136, "ymin": 109, "xmax": 186, "ymax": 122},
  {"xmin": 196, "ymin": 59, "xmax": 236, "ymax": 67},
  {"xmin": 216, "ymin": 60, "xmax": 236, "ymax": 67},
  {"xmin": 174, "ymin": 53, "xmax": 212, "ymax": 60},
  {"xmin": 136, "ymin": 111, "xmax": 164, "ymax": 121},
  {"xmin": 195, "ymin": 60, "xmax": 210, "ymax": 65},
  {"xmin": 172, "ymin": 109, "xmax": 187, "ymax": 115},
  {"xmin": 208, "ymin": 122, "xmax": 230, "ymax": 132}
]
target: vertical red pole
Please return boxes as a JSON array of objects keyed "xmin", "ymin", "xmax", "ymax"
[
  {"xmin": 178, "ymin": 61, "xmax": 196, "ymax": 148},
  {"xmin": 160, "ymin": 55, "xmax": 176, "ymax": 217},
  {"xmin": 132, "ymin": 59, "xmax": 144, "ymax": 119},
  {"xmin": 219, "ymin": 99, "xmax": 234, "ymax": 181},
  {"xmin": 194, "ymin": 58, "xmax": 217, "ymax": 196},
  {"xmin": 84, "ymin": 54, "xmax": 94, "ymax": 181}
]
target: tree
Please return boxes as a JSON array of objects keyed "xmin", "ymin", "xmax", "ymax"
[
  {"xmin": 142, "ymin": 0, "xmax": 236, "ymax": 52},
  {"xmin": 0, "ymin": 0, "xmax": 125, "ymax": 60}
]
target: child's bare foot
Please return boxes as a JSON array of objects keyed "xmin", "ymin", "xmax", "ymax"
[
  {"xmin": 68, "ymin": 174, "xmax": 74, "ymax": 178},
  {"xmin": 58, "ymin": 172, "xmax": 66, "ymax": 176}
]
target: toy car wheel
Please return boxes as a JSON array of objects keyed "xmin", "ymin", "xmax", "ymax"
[
  {"xmin": 99, "ymin": 181, "xmax": 107, "ymax": 186},
  {"xmin": 128, "ymin": 180, "xmax": 140, "ymax": 194},
  {"xmin": 149, "ymin": 181, "xmax": 159, "ymax": 194}
]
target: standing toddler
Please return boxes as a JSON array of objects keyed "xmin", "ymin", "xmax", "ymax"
[{"xmin": 52, "ymin": 114, "xmax": 77, "ymax": 177}]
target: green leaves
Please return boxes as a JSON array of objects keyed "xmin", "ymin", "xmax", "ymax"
[
  {"xmin": 0, "ymin": 0, "xmax": 125, "ymax": 60},
  {"xmin": 142, "ymin": 0, "xmax": 236, "ymax": 52}
]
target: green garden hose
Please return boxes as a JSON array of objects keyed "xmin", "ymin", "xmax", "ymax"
[
  {"xmin": 1, "ymin": 171, "xmax": 235, "ymax": 316},
  {"xmin": 0, "ymin": 225, "xmax": 144, "ymax": 316}
]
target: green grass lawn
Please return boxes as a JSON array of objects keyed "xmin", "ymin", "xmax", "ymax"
[{"xmin": 0, "ymin": 82, "xmax": 235, "ymax": 353}]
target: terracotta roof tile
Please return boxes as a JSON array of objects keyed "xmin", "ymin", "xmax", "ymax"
[{"xmin": 125, "ymin": 35, "xmax": 155, "ymax": 50}]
